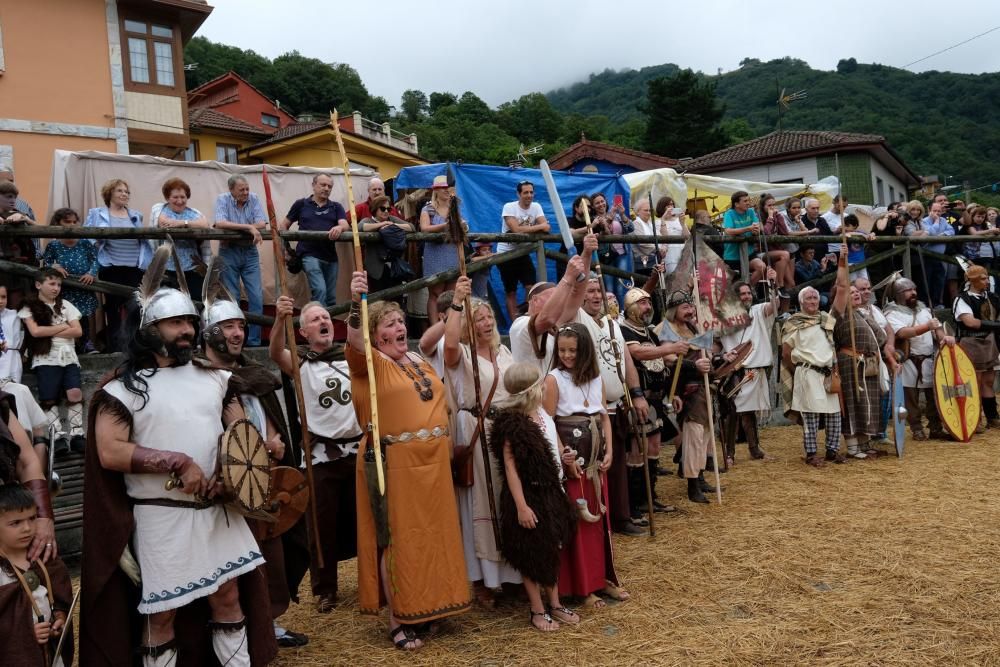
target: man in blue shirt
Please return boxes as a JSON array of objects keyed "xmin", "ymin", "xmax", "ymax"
[
  {"xmin": 281, "ymin": 173, "xmax": 348, "ymax": 308},
  {"xmin": 919, "ymin": 200, "xmax": 955, "ymax": 306},
  {"xmin": 721, "ymin": 190, "xmax": 768, "ymax": 287},
  {"xmin": 213, "ymin": 175, "xmax": 268, "ymax": 346}
]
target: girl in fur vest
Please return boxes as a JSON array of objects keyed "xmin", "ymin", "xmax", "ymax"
[{"xmin": 489, "ymin": 362, "xmax": 578, "ymax": 632}]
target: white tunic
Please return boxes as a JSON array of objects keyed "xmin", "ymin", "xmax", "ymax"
[
  {"xmin": 783, "ymin": 319, "xmax": 840, "ymax": 414},
  {"xmin": 0, "ymin": 307, "xmax": 24, "ymax": 382},
  {"xmin": 104, "ymin": 364, "xmax": 263, "ymax": 615},
  {"xmin": 548, "ymin": 369, "xmax": 604, "ymax": 417},
  {"xmin": 721, "ymin": 302, "xmax": 776, "ymax": 412},
  {"xmin": 299, "ymin": 357, "xmax": 363, "ymax": 464},
  {"xmin": 575, "ymin": 310, "xmax": 627, "ymax": 408},
  {"xmin": 509, "ymin": 314, "xmax": 554, "ymax": 374},
  {"xmin": 885, "ymin": 304, "xmax": 935, "ymax": 389}
]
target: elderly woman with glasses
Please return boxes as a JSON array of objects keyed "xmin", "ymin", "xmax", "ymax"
[{"xmin": 359, "ymin": 195, "xmax": 415, "ymax": 300}]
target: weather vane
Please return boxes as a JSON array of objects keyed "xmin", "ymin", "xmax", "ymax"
[{"xmin": 776, "ymin": 82, "xmax": 807, "ymax": 132}]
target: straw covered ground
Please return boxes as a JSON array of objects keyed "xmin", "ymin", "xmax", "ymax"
[{"xmin": 267, "ymin": 424, "xmax": 1000, "ymax": 666}]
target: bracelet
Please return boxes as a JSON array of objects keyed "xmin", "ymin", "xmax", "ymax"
[
  {"xmin": 628, "ymin": 386, "xmax": 645, "ymax": 399},
  {"xmin": 450, "ymin": 303, "xmax": 464, "ymax": 312},
  {"xmin": 348, "ymin": 301, "xmax": 362, "ymax": 329}
]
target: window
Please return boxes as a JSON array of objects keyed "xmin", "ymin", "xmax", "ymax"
[
  {"xmin": 122, "ymin": 19, "xmax": 177, "ymax": 89},
  {"xmin": 261, "ymin": 113, "xmax": 280, "ymax": 128},
  {"xmin": 876, "ymin": 177, "xmax": 885, "ymax": 206},
  {"xmin": 184, "ymin": 140, "xmax": 200, "ymax": 162},
  {"xmin": 889, "ymin": 185, "xmax": 895, "ymax": 203},
  {"xmin": 216, "ymin": 144, "xmax": 239, "ymax": 164}
]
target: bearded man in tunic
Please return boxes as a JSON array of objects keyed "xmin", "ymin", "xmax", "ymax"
[
  {"xmin": 953, "ymin": 264, "xmax": 1000, "ymax": 431},
  {"xmin": 80, "ymin": 251, "xmax": 275, "ymax": 667},
  {"xmin": 884, "ymin": 277, "xmax": 951, "ymax": 440},
  {"xmin": 719, "ymin": 277, "xmax": 778, "ymax": 466}
]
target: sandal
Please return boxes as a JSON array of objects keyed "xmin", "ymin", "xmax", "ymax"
[
  {"xmin": 804, "ymin": 455, "xmax": 826, "ymax": 468},
  {"xmin": 583, "ymin": 593, "xmax": 606, "ymax": 608},
  {"xmin": 602, "ymin": 582, "xmax": 630, "ymax": 601},
  {"xmin": 549, "ymin": 606, "xmax": 580, "ymax": 625},
  {"xmin": 529, "ymin": 610, "xmax": 560, "ymax": 632},
  {"xmin": 389, "ymin": 625, "xmax": 421, "ymax": 651}
]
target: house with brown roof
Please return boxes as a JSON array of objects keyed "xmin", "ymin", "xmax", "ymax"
[
  {"xmin": 240, "ymin": 111, "xmax": 426, "ymax": 179},
  {"xmin": 681, "ymin": 131, "xmax": 920, "ymax": 206},
  {"xmin": 185, "ymin": 106, "xmax": 270, "ymax": 163},
  {"xmin": 547, "ymin": 138, "xmax": 677, "ymax": 175}
]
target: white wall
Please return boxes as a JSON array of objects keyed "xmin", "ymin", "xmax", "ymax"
[
  {"xmin": 703, "ymin": 157, "xmax": 819, "ymax": 185},
  {"xmin": 869, "ymin": 156, "xmax": 908, "ymax": 205}
]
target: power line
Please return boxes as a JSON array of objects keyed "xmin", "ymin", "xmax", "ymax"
[{"xmin": 899, "ymin": 25, "xmax": 1000, "ymax": 70}]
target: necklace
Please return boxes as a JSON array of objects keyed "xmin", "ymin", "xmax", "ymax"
[
  {"xmin": 580, "ymin": 379, "xmax": 593, "ymax": 408},
  {"xmin": 396, "ymin": 355, "xmax": 433, "ymax": 401}
]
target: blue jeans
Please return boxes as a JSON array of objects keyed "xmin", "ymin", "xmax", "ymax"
[
  {"xmin": 219, "ymin": 244, "xmax": 264, "ymax": 346},
  {"xmin": 603, "ymin": 249, "xmax": 632, "ymax": 309},
  {"xmin": 301, "ymin": 255, "xmax": 339, "ymax": 308}
]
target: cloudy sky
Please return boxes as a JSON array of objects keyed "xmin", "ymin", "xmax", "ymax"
[{"xmin": 197, "ymin": 0, "xmax": 999, "ymax": 108}]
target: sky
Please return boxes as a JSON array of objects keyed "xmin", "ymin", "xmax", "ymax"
[{"xmin": 196, "ymin": 0, "xmax": 1000, "ymax": 109}]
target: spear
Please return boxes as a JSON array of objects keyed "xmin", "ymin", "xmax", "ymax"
[
  {"xmin": 449, "ymin": 190, "xmax": 501, "ymax": 548},
  {"xmin": 835, "ymin": 153, "xmax": 861, "ymax": 395},
  {"xmin": 329, "ymin": 110, "xmax": 385, "ymax": 500},
  {"xmin": 262, "ymin": 165, "xmax": 324, "ymax": 566}
]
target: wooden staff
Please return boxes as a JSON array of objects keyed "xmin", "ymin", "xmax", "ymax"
[
  {"xmin": 689, "ymin": 235, "xmax": 723, "ymax": 504},
  {"xmin": 582, "ymin": 204, "xmax": 655, "ymax": 536},
  {"xmin": 835, "ymin": 153, "xmax": 862, "ymax": 393},
  {"xmin": 51, "ymin": 587, "xmax": 80, "ymax": 666},
  {"xmin": 261, "ymin": 165, "xmax": 325, "ymax": 566},
  {"xmin": 329, "ymin": 111, "xmax": 386, "ymax": 500},
  {"xmin": 449, "ymin": 194, "xmax": 502, "ymax": 548}
]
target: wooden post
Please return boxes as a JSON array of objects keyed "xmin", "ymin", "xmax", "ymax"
[
  {"xmin": 535, "ymin": 239, "xmax": 547, "ymax": 283},
  {"xmin": 902, "ymin": 240, "xmax": 912, "ymax": 279},
  {"xmin": 739, "ymin": 240, "xmax": 750, "ymax": 279}
]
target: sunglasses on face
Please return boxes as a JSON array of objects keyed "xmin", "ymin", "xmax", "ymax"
[{"xmin": 377, "ymin": 206, "xmax": 391, "ymax": 212}]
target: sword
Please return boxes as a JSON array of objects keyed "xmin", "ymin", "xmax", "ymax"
[{"xmin": 540, "ymin": 159, "xmax": 583, "ymax": 267}]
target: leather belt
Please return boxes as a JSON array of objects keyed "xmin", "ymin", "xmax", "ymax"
[
  {"xmin": 381, "ymin": 425, "xmax": 448, "ymax": 446},
  {"xmin": 795, "ymin": 363, "xmax": 832, "ymax": 376},
  {"xmin": 133, "ymin": 497, "xmax": 215, "ymax": 510}
]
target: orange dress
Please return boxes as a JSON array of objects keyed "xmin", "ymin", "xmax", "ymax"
[{"xmin": 347, "ymin": 343, "xmax": 471, "ymax": 622}]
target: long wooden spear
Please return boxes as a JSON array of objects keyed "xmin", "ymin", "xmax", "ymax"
[
  {"xmin": 834, "ymin": 153, "xmax": 862, "ymax": 394},
  {"xmin": 330, "ymin": 111, "xmax": 385, "ymax": 499},
  {"xmin": 581, "ymin": 202, "xmax": 656, "ymax": 535},
  {"xmin": 262, "ymin": 165, "xmax": 324, "ymax": 566},
  {"xmin": 449, "ymin": 192, "xmax": 501, "ymax": 548}
]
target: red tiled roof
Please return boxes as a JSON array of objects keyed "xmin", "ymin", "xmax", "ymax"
[
  {"xmin": 548, "ymin": 139, "xmax": 677, "ymax": 171},
  {"xmin": 189, "ymin": 108, "xmax": 270, "ymax": 137},
  {"xmin": 248, "ymin": 120, "xmax": 329, "ymax": 147},
  {"xmin": 683, "ymin": 130, "xmax": 887, "ymax": 172}
]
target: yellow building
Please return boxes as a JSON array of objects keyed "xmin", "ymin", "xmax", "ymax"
[
  {"xmin": 186, "ymin": 107, "xmax": 269, "ymax": 163},
  {"xmin": 0, "ymin": 0, "xmax": 212, "ymax": 220},
  {"xmin": 241, "ymin": 112, "xmax": 427, "ymax": 178}
]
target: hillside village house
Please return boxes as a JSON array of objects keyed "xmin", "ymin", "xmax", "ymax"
[
  {"xmin": 682, "ymin": 130, "xmax": 920, "ymax": 206},
  {"xmin": 0, "ymin": 0, "xmax": 213, "ymax": 219}
]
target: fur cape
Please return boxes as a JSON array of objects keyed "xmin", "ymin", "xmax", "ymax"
[{"xmin": 488, "ymin": 409, "xmax": 576, "ymax": 586}]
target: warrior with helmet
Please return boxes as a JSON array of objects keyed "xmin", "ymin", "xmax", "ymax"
[
  {"xmin": 619, "ymin": 287, "xmax": 687, "ymax": 515},
  {"xmin": 198, "ymin": 258, "xmax": 311, "ymax": 648},
  {"xmin": 884, "ymin": 276, "xmax": 953, "ymax": 440},
  {"xmin": 81, "ymin": 244, "xmax": 276, "ymax": 667},
  {"xmin": 661, "ymin": 290, "xmax": 716, "ymax": 503},
  {"xmin": 953, "ymin": 264, "xmax": 1000, "ymax": 431}
]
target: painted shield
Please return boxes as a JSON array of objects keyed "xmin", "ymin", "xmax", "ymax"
[
  {"xmin": 263, "ymin": 466, "xmax": 310, "ymax": 540},
  {"xmin": 218, "ymin": 418, "xmax": 272, "ymax": 513},
  {"xmin": 933, "ymin": 345, "xmax": 981, "ymax": 443},
  {"xmin": 892, "ymin": 375, "xmax": 906, "ymax": 457}
]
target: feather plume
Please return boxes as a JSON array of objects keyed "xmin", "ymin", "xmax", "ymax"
[
  {"xmin": 164, "ymin": 235, "xmax": 189, "ymax": 296},
  {"xmin": 201, "ymin": 254, "xmax": 234, "ymax": 308},
  {"xmin": 445, "ymin": 194, "xmax": 468, "ymax": 246},
  {"xmin": 137, "ymin": 244, "xmax": 172, "ymax": 308}
]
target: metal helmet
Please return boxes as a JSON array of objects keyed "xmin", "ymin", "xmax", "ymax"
[
  {"xmin": 623, "ymin": 288, "xmax": 652, "ymax": 311},
  {"xmin": 201, "ymin": 255, "xmax": 245, "ymax": 329},
  {"xmin": 892, "ymin": 277, "xmax": 917, "ymax": 299},
  {"xmin": 136, "ymin": 244, "xmax": 198, "ymax": 328}
]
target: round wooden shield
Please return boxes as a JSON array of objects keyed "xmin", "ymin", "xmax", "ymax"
[
  {"xmin": 712, "ymin": 341, "xmax": 753, "ymax": 379},
  {"xmin": 263, "ymin": 466, "xmax": 310, "ymax": 540},
  {"xmin": 218, "ymin": 419, "xmax": 272, "ymax": 513},
  {"xmin": 933, "ymin": 344, "xmax": 981, "ymax": 443}
]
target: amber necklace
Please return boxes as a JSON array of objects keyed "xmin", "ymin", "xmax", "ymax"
[{"xmin": 396, "ymin": 354, "xmax": 433, "ymax": 401}]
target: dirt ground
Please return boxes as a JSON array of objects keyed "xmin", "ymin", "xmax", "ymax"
[{"xmin": 264, "ymin": 424, "xmax": 1000, "ymax": 666}]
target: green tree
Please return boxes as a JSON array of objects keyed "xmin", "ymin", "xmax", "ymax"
[
  {"xmin": 400, "ymin": 89, "xmax": 428, "ymax": 122},
  {"xmin": 429, "ymin": 92, "xmax": 458, "ymax": 115},
  {"xmin": 497, "ymin": 93, "xmax": 564, "ymax": 144},
  {"xmin": 640, "ymin": 70, "xmax": 728, "ymax": 158},
  {"xmin": 253, "ymin": 54, "xmax": 370, "ymax": 116},
  {"xmin": 183, "ymin": 36, "xmax": 270, "ymax": 90}
]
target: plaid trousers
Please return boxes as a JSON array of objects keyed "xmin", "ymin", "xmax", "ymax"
[{"xmin": 801, "ymin": 412, "xmax": 842, "ymax": 455}]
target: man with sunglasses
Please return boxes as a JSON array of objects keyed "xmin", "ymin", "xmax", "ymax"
[{"xmin": 498, "ymin": 180, "xmax": 550, "ymax": 322}]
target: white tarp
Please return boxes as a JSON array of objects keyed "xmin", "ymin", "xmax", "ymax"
[
  {"xmin": 623, "ymin": 167, "xmax": 842, "ymax": 219},
  {"xmin": 47, "ymin": 150, "xmax": 377, "ymax": 306}
]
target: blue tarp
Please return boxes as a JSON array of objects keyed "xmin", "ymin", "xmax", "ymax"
[{"xmin": 393, "ymin": 162, "xmax": 631, "ymax": 331}]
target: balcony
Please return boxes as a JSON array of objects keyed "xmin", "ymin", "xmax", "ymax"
[{"xmin": 339, "ymin": 111, "xmax": 418, "ymax": 155}]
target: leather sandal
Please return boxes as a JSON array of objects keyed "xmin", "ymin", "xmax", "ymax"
[
  {"xmin": 529, "ymin": 610, "xmax": 559, "ymax": 631},
  {"xmin": 548, "ymin": 606, "xmax": 580, "ymax": 625},
  {"xmin": 804, "ymin": 454, "xmax": 826, "ymax": 468},
  {"xmin": 389, "ymin": 625, "xmax": 421, "ymax": 650}
]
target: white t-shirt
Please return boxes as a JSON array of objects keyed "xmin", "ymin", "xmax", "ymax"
[
  {"xmin": 885, "ymin": 304, "xmax": 935, "ymax": 389},
  {"xmin": 497, "ymin": 201, "xmax": 545, "ymax": 253},
  {"xmin": 509, "ymin": 314, "xmax": 554, "ymax": 373},
  {"xmin": 630, "ymin": 216, "xmax": 666, "ymax": 261},
  {"xmin": 18, "ymin": 300, "xmax": 81, "ymax": 368},
  {"xmin": 822, "ymin": 210, "xmax": 843, "ymax": 255},
  {"xmin": 662, "ymin": 217, "xmax": 684, "ymax": 272},
  {"xmin": 720, "ymin": 302, "xmax": 775, "ymax": 368}
]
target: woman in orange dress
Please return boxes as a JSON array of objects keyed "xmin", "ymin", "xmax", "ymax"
[{"xmin": 346, "ymin": 270, "xmax": 471, "ymax": 651}]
